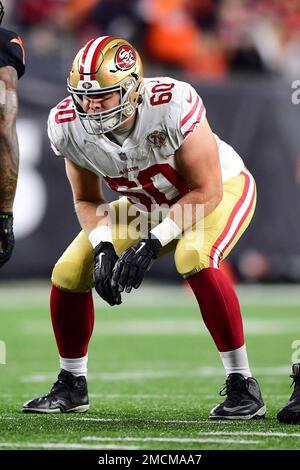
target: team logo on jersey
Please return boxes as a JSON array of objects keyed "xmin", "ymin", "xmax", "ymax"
[
  {"xmin": 147, "ymin": 130, "xmax": 167, "ymax": 148},
  {"xmin": 82, "ymin": 81, "xmax": 92, "ymax": 89},
  {"xmin": 115, "ymin": 46, "xmax": 136, "ymax": 71}
]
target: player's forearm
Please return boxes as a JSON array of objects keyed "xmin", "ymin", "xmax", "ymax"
[
  {"xmin": 168, "ymin": 187, "xmax": 223, "ymax": 231},
  {"xmin": 150, "ymin": 188, "xmax": 222, "ymax": 247},
  {"xmin": 0, "ymin": 126, "xmax": 19, "ymax": 212},
  {"xmin": 74, "ymin": 199, "xmax": 112, "ymax": 235}
]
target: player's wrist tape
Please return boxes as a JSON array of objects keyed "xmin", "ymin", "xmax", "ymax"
[
  {"xmin": 150, "ymin": 217, "xmax": 182, "ymax": 247},
  {"xmin": 88, "ymin": 226, "xmax": 113, "ymax": 248}
]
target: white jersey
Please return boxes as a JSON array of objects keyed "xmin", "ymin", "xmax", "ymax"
[{"xmin": 48, "ymin": 77, "xmax": 244, "ymax": 212}]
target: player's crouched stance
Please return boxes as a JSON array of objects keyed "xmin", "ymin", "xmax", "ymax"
[{"xmin": 23, "ymin": 37, "xmax": 265, "ymax": 419}]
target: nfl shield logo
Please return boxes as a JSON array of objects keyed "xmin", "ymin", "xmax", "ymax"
[{"xmin": 119, "ymin": 152, "xmax": 127, "ymax": 161}]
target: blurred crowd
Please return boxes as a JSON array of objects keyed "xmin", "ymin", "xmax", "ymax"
[{"xmin": 4, "ymin": 0, "xmax": 300, "ymax": 81}]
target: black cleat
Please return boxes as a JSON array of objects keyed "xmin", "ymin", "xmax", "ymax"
[
  {"xmin": 22, "ymin": 369, "xmax": 89, "ymax": 413},
  {"xmin": 209, "ymin": 373, "xmax": 266, "ymax": 420},
  {"xmin": 277, "ymin": 363, "xmax": 300, "ymax": 424}
]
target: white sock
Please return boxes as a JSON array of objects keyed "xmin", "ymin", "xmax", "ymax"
[
  {"xmin": 219, "ymin": 345, "xmax": 251, "ymax": 378},
  {"xmin": 60, "ymin": 355, "xmax": 88, "ymax": 378}
]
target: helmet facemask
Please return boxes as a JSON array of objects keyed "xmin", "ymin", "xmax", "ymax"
[{"xmin": 67, "ymin": 75, "xmax": 140, "ymax": 135}]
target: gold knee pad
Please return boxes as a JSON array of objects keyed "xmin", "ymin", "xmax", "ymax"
[
  {"xmin": 175, "ymin": 236, "xmax": 211, "ymax": 278},
  {"xmin": 51, "ymin": 231, "xmax": 94, "ymax": 292}
]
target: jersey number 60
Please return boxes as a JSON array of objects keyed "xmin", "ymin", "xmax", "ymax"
[{"xmin": 150, "ymin": 83, "xmax": 175, "ymax": 106}]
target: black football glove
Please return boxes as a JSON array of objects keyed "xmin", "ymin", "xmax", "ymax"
[
  {"xmin": 0, "ymin": 212, "xmax": 14, "ymax": 268},
  {"xmin": 93, "ymin": 241, "xmax": 121, "ymax": 306},
  {"xmin": 111, "ymin": 236, "xmax": 162, "ymax": 293}
]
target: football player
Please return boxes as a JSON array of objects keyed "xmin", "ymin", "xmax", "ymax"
[
  {"xmin": 23, "ymin": 36, "xmax": 265, "ymax": 419},
  {"xmin": 0, "ymin": 1, "xmax": 25, "ymax": 268}
]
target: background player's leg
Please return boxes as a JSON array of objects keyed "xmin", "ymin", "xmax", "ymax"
[{"xmin": 277, "ymin": 364, "xmax": 300, "ymax": 423}]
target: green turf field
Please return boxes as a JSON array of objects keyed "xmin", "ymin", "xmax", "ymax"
[{"xmin": 0, "ymin": 282, "xmax": 300, "ymax": 450}]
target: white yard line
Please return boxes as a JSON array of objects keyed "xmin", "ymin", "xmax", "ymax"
[
  {"xmin": 0, "ymin": 392, "xmax": 289, "ymax": 400},
  {"xmin": 0, "ymin": 393, "xmax": 215, "ymax": 400},
  {"xmin": 0, "ymin": 437, "xmax": 262, "ymax": 448},
  {"xmin": 77, "ymin": 417, "xmax": 251, "ymax": 426},
  {"xmin": 20, "ymin": 365, "xmax": 291, "ymax": 383},
  {"xmin": 198, "ymin": 431, "xmax": 300, "ymax": 438},
  {"xmin": 87, "ymin": 392, "xmax": 291, "ymax": 400},
  {"xmin": 20, "ymin": 370, "xmax": 198, "ymax": 383},
  {"xmin": 0, "ymin": 442, "xmax": 138, "ymax": 450},
  {"xmin": 0, "ymin": 416, "xmax": 235, "ymax": 425},
  {"xmin": 81, "ymin": 436, "xmax": 262, "ymax": 445},
  {"xmin": 1, "ymin": 283, "xmax": 300, "ymax": 310},
  {"xmin": 79, "ymin": 418, "xmax": 205, "ymax": 424},
  {"xmin": 20, "ymin": 317, "xmax": 300, "ymax": 336},
  {"xmin": 88, "ymin": 393, "xmax": 200, "ymax": 400}
]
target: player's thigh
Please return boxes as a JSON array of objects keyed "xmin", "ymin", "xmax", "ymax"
[{"xmin": 175, "ymin": 169, "xmax": 256, "ymax": 278}]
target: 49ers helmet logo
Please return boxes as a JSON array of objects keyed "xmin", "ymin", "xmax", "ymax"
[
  {"xmin": 115, "ymin": 45, "xmax": 136, "ymax": 70},
  {"xmin": 82, "ymin": 82, "xmax": 92, "ymax": 89}
]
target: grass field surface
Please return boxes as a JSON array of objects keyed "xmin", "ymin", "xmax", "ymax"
[{"xmin": 0, "ymin": 282, "xmax": 300, "ymax": 450}]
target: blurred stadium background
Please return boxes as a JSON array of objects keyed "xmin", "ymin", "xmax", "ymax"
[{"xmin": 1, "ymin": 0, "xmax": 300, "ymax": 451}]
